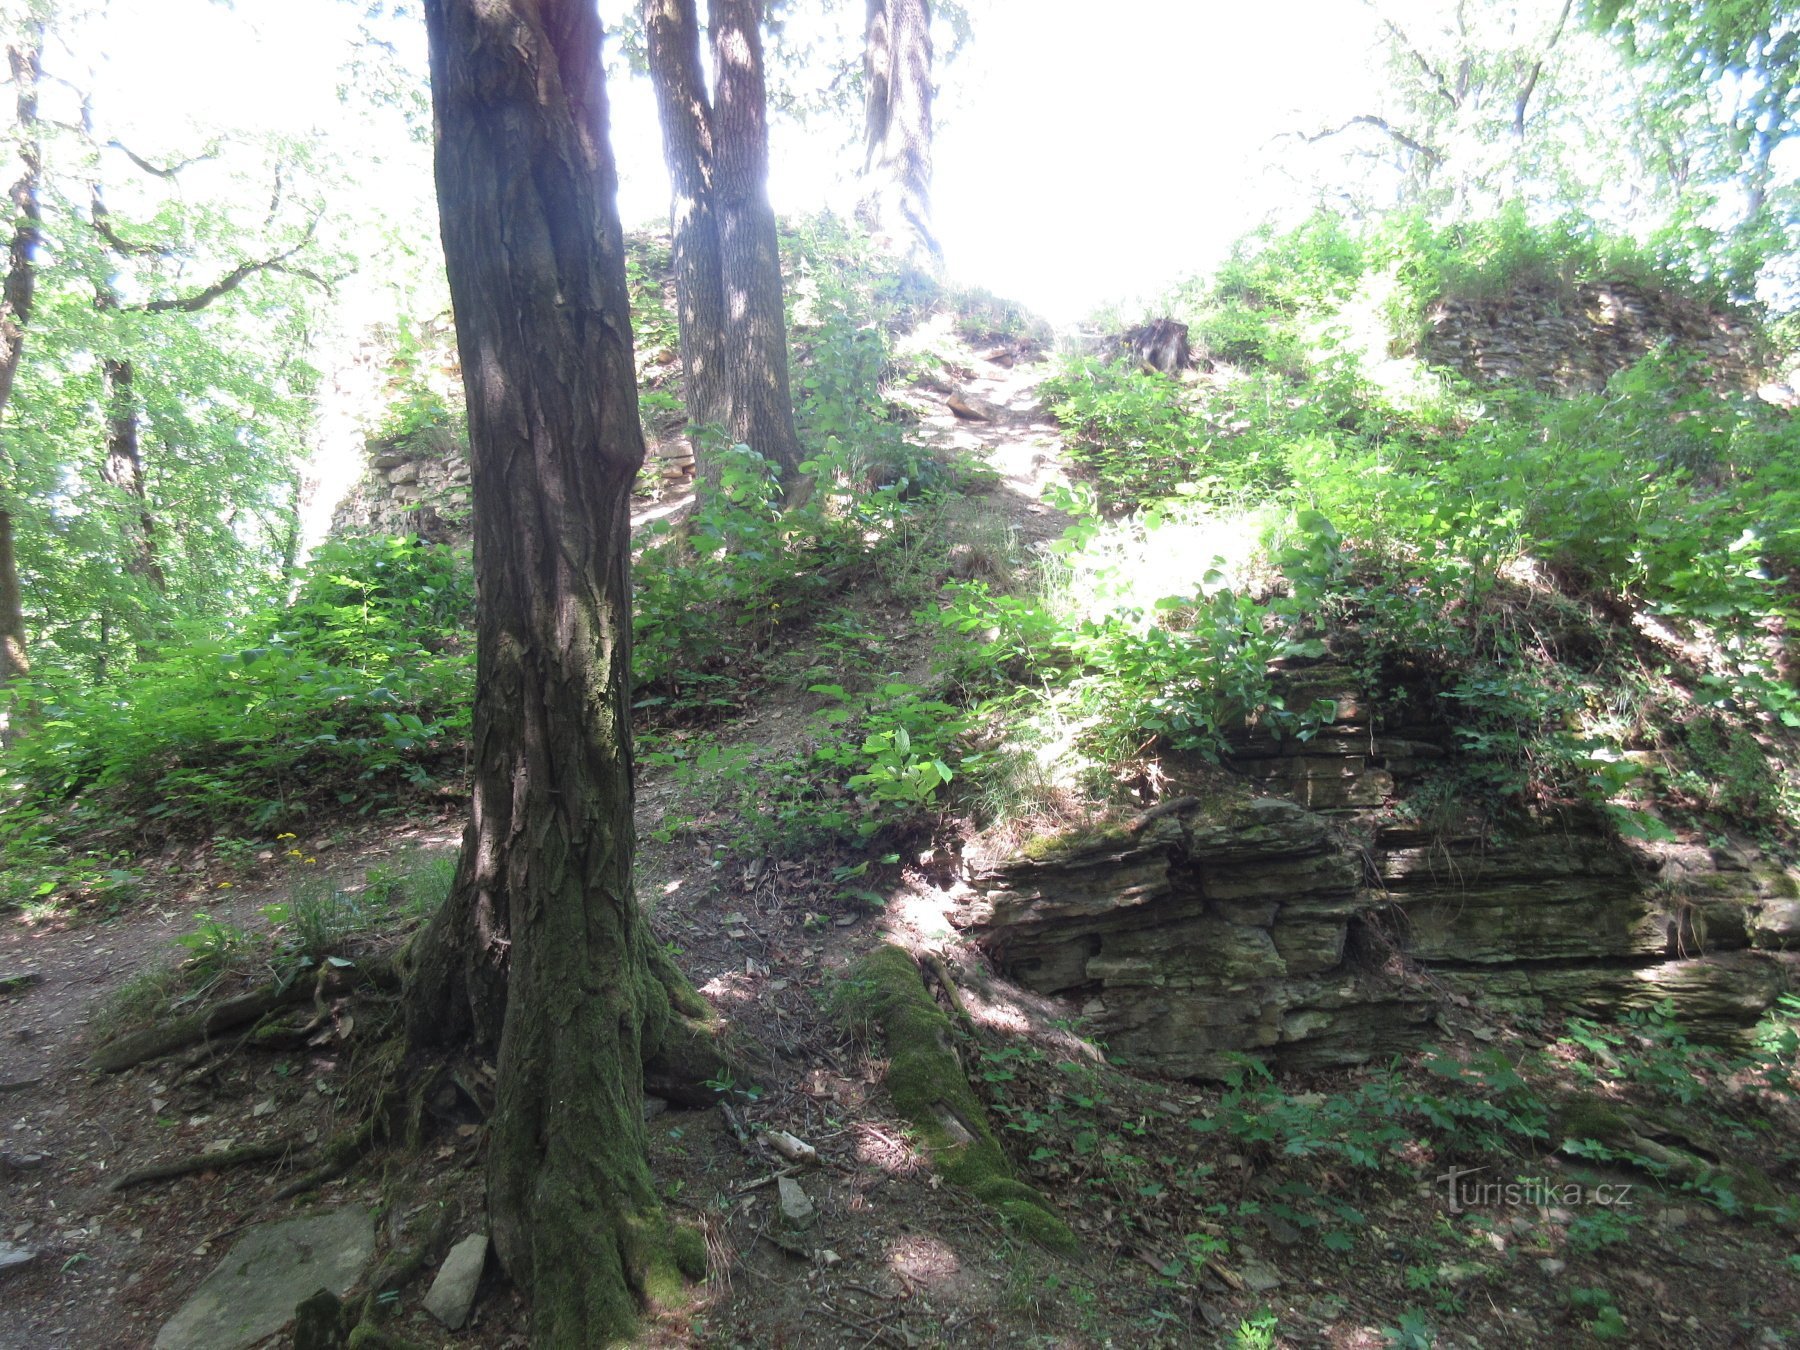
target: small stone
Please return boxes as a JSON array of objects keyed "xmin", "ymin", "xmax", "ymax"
[
  {"xmin": 818, "ymin": 1249, "xmax": 842, "ymax": 1267},
  {"xmin": 643, "ymin": 1096, "xmax": 668, "ymax": 1120},
  {"xmin": 1539, "ymin": 1258, "xmax": 1566, "ymax": 1277},
  {"xmin": 1261, "ymin": 1213, "xmax": 1303, "ymax": 1247},
  {"xmin": 1656, "ymin": 1208, "xmax": 1689, "ymax": 1228},
  {"xmin": 0, "ymin": 1242, "xmax": 36, "ymax": 1273},
  {"xmin": 423, "ymin": 1232, "xmax": 488, "ymax": 1331},
  {"xmin": 1239, "ymin": 1259, "xmax": 1282, "ymax": 1293},
  {"xmin": 291, "ymin": 1289, "xmax": 346, "ymax": 1350},
  {"xmin": 777, "ymin": 1177, "xmax": 816, "ymax": 1229}
]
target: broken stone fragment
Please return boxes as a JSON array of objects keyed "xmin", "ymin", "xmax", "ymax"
[
  {"xmin": 423, "ymin": 1232, "xmax": 489, "ymax": 1331},
  {"xmin": 777, "ymin": 1176, "xmax": 816, "ymax": 1229}
]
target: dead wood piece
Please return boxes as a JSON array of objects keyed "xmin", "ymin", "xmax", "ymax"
[
  {"xmin": 107, "ymin": 1139, "xmax": 302, "ymax": 1193},
  {"xmin": 0, "ymin": 971, "xmax": 42, "ymax": 995},
  {"xmin": 921, "ymin": 953, "xmax": 973, "ymax": 1030},
  {"xmin": 735, "ymin": 1166, "xmax": 801, "ymax": 1193},
  {"xmin": 719, "ymin": 1101, "xmax": 753, "ymax": 1151},
  {"xmin": 1124, "ymin": 795, "xmax": 1201, "ymax": 834},
  {"xmin": 0, "ymin": 1078, "xmax": 43, "ymax": 1094}
]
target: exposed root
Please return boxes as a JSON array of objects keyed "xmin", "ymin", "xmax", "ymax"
[
  {"xmin": 273, "ymin": 1112, "xmax": 381, "ymax": 1201},
  {"xmin": 106, "ymin": 1139, "xmax": 307, "ymax": 1193},
  {"xmin": 838, "ymin": 943, "xmax": 1077, "ymax": 1252},
  {"xmin": 91, "ymin": 958, "xmax": 392, "ymax": 1073}
]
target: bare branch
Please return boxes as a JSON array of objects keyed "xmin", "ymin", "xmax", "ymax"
[
  {"xmin": 91, "ymin": 211, "xmax": 165, "ymax": 258},
  {"xmin": 1371, "ymin": 5, "xmax": 1460, "ymax": 111},
  {"xmin": 131, "ymin": 212, "xmax": 324, "ymax": 314},
  {"xmin": 106, "ymin": 139, "xmax": 223, "ymax": 179},
  {"xmin": 1297, "ymin": 114, "xmax": 1444, "ymax": 165},
  {"xmin": 1513, "ymin": 1, "xmax": 1573, "ymax": 140}
]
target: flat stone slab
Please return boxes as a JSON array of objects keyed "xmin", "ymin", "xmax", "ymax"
[
  {"xmin": 154, "ymin": 1206, "xmax": 374, "ymax": 1350},
  {"xmin": 423, "ymin": 1232, "xmax": 488, "ymax": 1330}
]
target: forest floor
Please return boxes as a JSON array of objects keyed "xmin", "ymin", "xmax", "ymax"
[{"xmin": 3, "ymin": 332, "xmax": 1799, "ymax": 1350}]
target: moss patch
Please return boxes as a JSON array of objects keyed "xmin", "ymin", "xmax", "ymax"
[
  {"xmin": 840, "ymin": 944, "xmax": 1076, "ymax": 1252},
  {"xmin": 1554, "ymin": 1095, "xmax": 1634, "ymax": 1147}
]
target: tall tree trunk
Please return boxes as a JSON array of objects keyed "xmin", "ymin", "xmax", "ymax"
[
  {"xmin": 643, "ymin": 0, "xmax": 804, "ymax": 490},
  {"xmin": 862, "ymin": 0, "xmax": 939, "ymax": 268},
  {"xmin": 408, "ymin": 2, "xmax": 710, "ymax": 1341},
  {"xmin": 710, "ymin": 0, "xmax": 804, "ymax": 485},
  {"xmin": 98, "ymin": 351, "xmax": 165, "ymax": 593},
  {"xmin": 0, "ymin": 28, "xmax": 43, "ymax": 745},
  {"xmin": 644, "ymin": 0, "xmax": 729, "ymax": 433}
]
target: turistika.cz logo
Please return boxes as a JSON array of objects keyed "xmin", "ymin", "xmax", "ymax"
[{"xmin": 1436, "ymin": 1166, "xmax": 1635, "ymax": 1214}]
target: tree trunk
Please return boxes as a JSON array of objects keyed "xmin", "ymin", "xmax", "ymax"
[
  {"xmin": 643, "ymin": 0, "xmax": 805, "ymax": 490},
  {"xmin": 711, "ymin": 0, "xmax": 805, "ymax": 486},
  {"xmin": 0, "ymin": 505, "xmax": 24, "ymax": 744},
  {"xmin": 862, "ymin": 0, "xmax": 939, "ymax": 268},
  {"xmin": 644, "ymin": 0, "xmax": 729, "ymax": 434},
  {"xmin": 409, "ymin": 2, "xmax": 707, "ymax": 1340},
  {"xmin": 98, "ymin": 352, "xmax": 165, "ymax": 593},
  {"xmin": 0, "ymin": 28, "xmax": 42, "ymax": 744}
]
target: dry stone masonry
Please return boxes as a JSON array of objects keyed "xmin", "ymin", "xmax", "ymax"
[{"xmin": 1420, "ymin": 280, "xmax": 1760, "ymax": 395}]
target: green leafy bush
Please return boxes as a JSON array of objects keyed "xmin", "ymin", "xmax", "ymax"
[{"xmin": 1, "ymin": 535, "xmax": 474, "ymax": 851}]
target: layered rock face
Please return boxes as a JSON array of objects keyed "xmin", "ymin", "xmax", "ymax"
[
  {"xmin": 967, "ymin": 797, "xmax": 1434, "ymax": 1079},
  {"xmin": 970, "ymin": 665, "xmax": 1797, "ymax": 1080},
  {"xmin": 1420, "ymin": 281, "xmax": 1759, "ymax": 395}
]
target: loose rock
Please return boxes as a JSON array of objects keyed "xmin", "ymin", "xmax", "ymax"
[{"xmin": 423, "ymin": 1231, "xmax": 489, "ymax": 1331}]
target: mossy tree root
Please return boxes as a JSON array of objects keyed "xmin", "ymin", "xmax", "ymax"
[
  {"xmin": 91, "ymin": 959, "xmax": 392, "ymax": 1073},
  {"xmin": 840, "ymin": 944, "xmax": 1077, "ymax": 1252},
  {"xmin": 105, "ymin": 1139, "xmax": 306, "ymax": 1193}
]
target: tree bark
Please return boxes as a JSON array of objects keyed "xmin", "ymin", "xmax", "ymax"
[
  {"xmin": 862, "ymin": 0, "xmax": 939, "ymax": 268},
  {"xmin": 642, "ymin": 0, "xmax": 804, "ymax": 489},
  {"xmin": 0, "ymin": 28, "xmax": 42, "ymax": 743},
  {"xmin": 711, "ymin": 0, "xmax": 805, "ymax": 486},
  {"xmin": 409, "ymin": 2, "xmax": 706, "ymax": 1341},
  {"xmin": 98, "ymin": 350, "xmax": 165, "ymax": 593},
  {"xmin": 644, "ymin": 0, "xmax": 729, "ymax": 433}
]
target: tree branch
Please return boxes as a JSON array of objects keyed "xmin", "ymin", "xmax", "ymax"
[
  {"xmin": 1297, "ymin": 114, "xmax": 1444, "ymax": 165},
  {"xmin": 1513, "ymin": 0, "xmax": 1573, "ymax": 140},
  {"xmin": 131, "ymin": 212, "xmax": 325, "ymax": 314},
  {"xmin": 1371, "ymin": 5, "xmax": 1460, "ymax": 111},
  {"xmin": 106, "ymin": 138, "xmax": 222, "ymax": 179}
]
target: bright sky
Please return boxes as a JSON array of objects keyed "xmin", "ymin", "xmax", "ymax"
[{"xmin": 77, "ymin": 0, "xmax": 1387, "ymax": 327}]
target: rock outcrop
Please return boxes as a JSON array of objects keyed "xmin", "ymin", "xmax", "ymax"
[
  {"xmin": 968, "ymin": 797, "xmax": 1433, "ymax": 1079},
  {"xmin": 970, "ymin": 663, "xmax": 1797, "ymax": 1079},
  {"xmin": 331, "ymin": 424, "xmax": 472, "ymax": 544}
]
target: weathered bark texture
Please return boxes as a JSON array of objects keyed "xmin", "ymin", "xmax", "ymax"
[
  {"xmin": 862, "ymin": 0, "xmax": 939, "ymax": 267},
  {"xmin": 0, "ymin": 29, "xmax": 42, "ymax": 743},
  {"xmin": 642, "ymin": 0, "xmax": 804, "ymax": 487},
  {"xmin": 643, "ymin": 0, "xmax": 729, "ymax": 431},
  {"xmin": 709, "ymin": 0, "xmax": 804, "ymax": 482},
  {"xmin": 410, "ymin": 2, "xmax": 703, "ymax": 1340}
]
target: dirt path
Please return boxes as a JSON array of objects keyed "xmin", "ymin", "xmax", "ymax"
[{"xmin": 0, "ymin": 335, "xmax": 1092, "ymax": 1348}]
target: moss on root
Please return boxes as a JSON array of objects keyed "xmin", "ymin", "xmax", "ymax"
[
  {"xmin": 841, "ymin": 944, "xmax": 1077, "ymax": 1252},
  {"xmin": 640, "ymin": 1215, "xmax": 710, "ymax": 1307}
]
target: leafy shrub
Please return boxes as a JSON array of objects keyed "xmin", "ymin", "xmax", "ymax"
[{"xmin": 1, "ymin": 535, "xmax": 474, "ymax": 847}]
